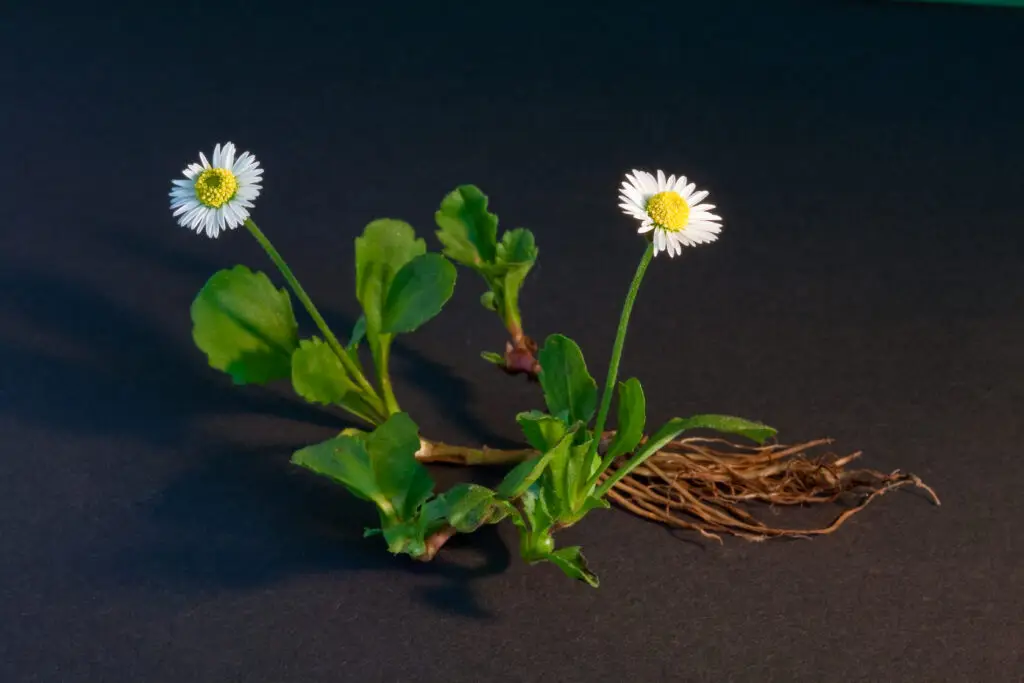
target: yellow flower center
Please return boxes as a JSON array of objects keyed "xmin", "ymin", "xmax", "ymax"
[
  {"xmin": 646, "ymin": 191, "xmax": 690, "ymax": 231},
  {"xmin": 194, "ymin": 168, "xmax": 238, "ymax": 208}
]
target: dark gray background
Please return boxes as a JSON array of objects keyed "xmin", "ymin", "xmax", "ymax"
[{"xmin": 1, "ymin": 1, "xmax": 1021, "ymax": 681}]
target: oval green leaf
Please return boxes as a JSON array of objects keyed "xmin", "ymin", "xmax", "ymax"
[
  {"xmin": 381, "ymin": 253, "xmax": 457, "ymax": 334},
  {"xmin": 537, "ymin": 334, "xmax": 598, "ymax": 424},
  {"xmin": 190, "ymin": 265, "xmax": 299, "ymax": 385},
  {"xmin": 291, "ymin": 337, "xmax": 356, "ymax": 405}
]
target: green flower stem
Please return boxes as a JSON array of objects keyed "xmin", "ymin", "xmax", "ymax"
[
  {"xmin": 243, "ymin": 218, "xmax": 385, "ymax": 419},
  {"xmin": 584, "ymin": 242, "xmax": 654, "ymax": 472}
]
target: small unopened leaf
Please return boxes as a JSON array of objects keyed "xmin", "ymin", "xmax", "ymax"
[
  {"xmin": 381, "ymin": 253, "xmax": 457, "ymax": 334},
  {"xmin": 546, "ymin": 546, "xmax": 599, "ymax": 588},
  {"xmin": 480, "ymin": 351, "xmax": 504, "ymax": 365},
  {"xmin": 480, "ymin": 291, "xmax": 498, "ymax": 311},
  {"xmin": 291, "ymin": 337, "xmax": 356, "ymax": 405},
  {"xmin": 537, "ymin": 334, "xmax": 598, "ymax": 425},
  {"xmin": 191, "ymin": 266, "xmax": 299, "ymax": 385},
  {"xmin": 434, "ymin": 185, "xmax": 498, "ymax": 266}
]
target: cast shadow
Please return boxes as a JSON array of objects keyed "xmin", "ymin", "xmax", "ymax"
[
  {"xmin": 0, "ymin": 263, "xmax": 345, "ymax": 446},
  {"xmin": 1, "ymin": 229, "xmax": 517, "ymax": 614},
  {"xmin": 98, "ymin": 440, "xmax": 511, "ymax": 617}
]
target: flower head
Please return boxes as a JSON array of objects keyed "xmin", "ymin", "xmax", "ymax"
[
  {"xmin": 618, "ymin": 169, "xmax": 722, "ymax": 257},
  {"xmin": 170, "ymin": 142, "xmax": 263, "ymax": 238}
]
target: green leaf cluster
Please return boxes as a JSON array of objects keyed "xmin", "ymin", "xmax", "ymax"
[
  {"xmin": 491, "ymin": 332, "xmax": 778, "ymax": 586},
  {"xmin": 434, "ymin": 185, "xmax": 537, "ymax": 339}
]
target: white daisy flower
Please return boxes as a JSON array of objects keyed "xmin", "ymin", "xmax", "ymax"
[
  {"xmin": 618, "ymin": 169, "xmax": 722, "ymax": 258},
  {"xmin": 169, "ymin": 142, "xmax": 263, "ymax": 238}
]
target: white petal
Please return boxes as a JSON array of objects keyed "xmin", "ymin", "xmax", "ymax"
[
  {"xmin": 636, "ymin": 170, "xmax": 657, "ymax": 193},
  {"xmin": 185, "ymin": 206, "xmax": 207, "ymax": 230},
  {"xmin": 236, "ymin": 186, "xmax": 260, "ymax": 201},
  {"xmin": 171, "ymin": 198, "xmax": 200, "ymax": 215},
  {"xmin": 222, "ymin": 142, "xmax": 236, "ymax": 170},
  {"xmin": 212, "ymin": 143, "xmax": 222, "ymax": 167},
  {"xmin": 672, "ymin": 176, "xmax": 688, "ymax": 192},
  {"xmin": 692, "ymin": 212, "xmax": 721, "ymax": 222},
  {"xmin": 637, "ymin": 223, "xmax": 655, "ymax": 234},
  {"xmin": 680, "ymin": 182, "xmax": 695, "ymax": 198},
  {"xmin": 204, "ymin": 211, "xmax": 218, "ymax": 238},
  {"xmin": 224, "ymin": 202, "xmax": 244, "ymax": 227},
  {"xmin": 199, "ymin": 152, "xmax": 210, "ymax": 169},
  {"xmin": 620, "ymin": 184, "xmax": 644, "ymax": 206},
  {"xmin": 688, "ymin": 190, "xmax": 709, "ymax": 205},
  {"xmin": 656, "ymin": 169, "xmax": 667, "ymax": 191}
]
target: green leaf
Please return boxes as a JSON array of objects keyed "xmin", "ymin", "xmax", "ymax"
[
  {"xmin": 364, "ymin": 412, "xmax": 435, "ymax": 520},
  {"xmin": 381, "ymin": 520, "xmax": 427, "ymax": 557},
  {"xmin": 479, "ymin": 291, "xmax": 498, "ymax": 312},
  {"xmin": 660, "ymin": 414, "xmax": 777, "ymax": 445},
  {"xmin": 605, "ymin": 378, "xmax": 646, "ymax": 461},
  {"xmin": 191, "ymin": 266, "xmax": 299, "ymax": 385},
  {"xmin": 434, "ymin": 185, "xmax": 498, "ymax": 266},
  {"xmin": 565, "ymin": 437, "xmax": 594, "ymax": 512},
  {"xmin": 480, "ymin": 351, "xmax": 504, "ymax": 365},
  {"xmin": 440, "ymin": 483, "xmax": 505, "ymax": 533},
  {"xmin": 290, "ymin": 337, "xmax": 357, "ymax": 405},
  {"xmin": 348, "ymin": 315, "xmax": 366, "ymax": 352},
  {"xmin": 545, "ymin": 546, "xmax": 600, "ymax": 588},
  {"xmin": 355, "ymin": 219, "xmax": 426, "ymax": 337},
  {"xmin": 519, "ymin": 484, "xmax": 554, "ymax": 534},
  {"xmin": 495, "ymin": 228, "xmax": 537, "ymax": 298},
  {"xmin": 515, "ymin": 410, "xmax": 569, "ymax": 452},
  {"xmin": 537, "ymin": 334, "xmax": 598, "ymax": 424},
  {"xmin": 381, "ymin": 253, "xmax": 457, "ymax": 334},
  {"xmin": 496, "ymin": 451, "xmax": 555, "ymax": 500},
  {"xmin": 497, "ymin": 228, "xmax": 538, "ymax": 266},
  {"xmin": 495, "ymin": 499, "xmax": 526, "ymax": 531},
  {"xmin": 291, "ymin": 435, "xmax": 384, "ymax": 507},
  {"xmin": 536, "ymin": 428, "xmax": 578, "ymax": 520}
]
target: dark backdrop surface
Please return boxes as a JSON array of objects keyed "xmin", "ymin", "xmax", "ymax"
[{"xmin": 1, "ymin": 1, "xmax": 1021, "ymax": 681}]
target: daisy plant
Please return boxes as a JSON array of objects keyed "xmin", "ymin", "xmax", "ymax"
[{"xmin": 172, "ymin": 144, "xmax": 792, "ymax": 586}]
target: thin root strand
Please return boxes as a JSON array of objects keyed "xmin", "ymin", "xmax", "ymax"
[{"xmin": 601, "ymin": 436, "xmax": 939, "ymax": 540}]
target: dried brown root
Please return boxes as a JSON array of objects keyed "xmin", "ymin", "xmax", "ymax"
[
  {"xmin": 418, "ymin": 432, "xmax": 939, "ymax": 541},
  {"xmin": 599, "ymin": 436, "xmax": 940, "ymax": 542}
]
